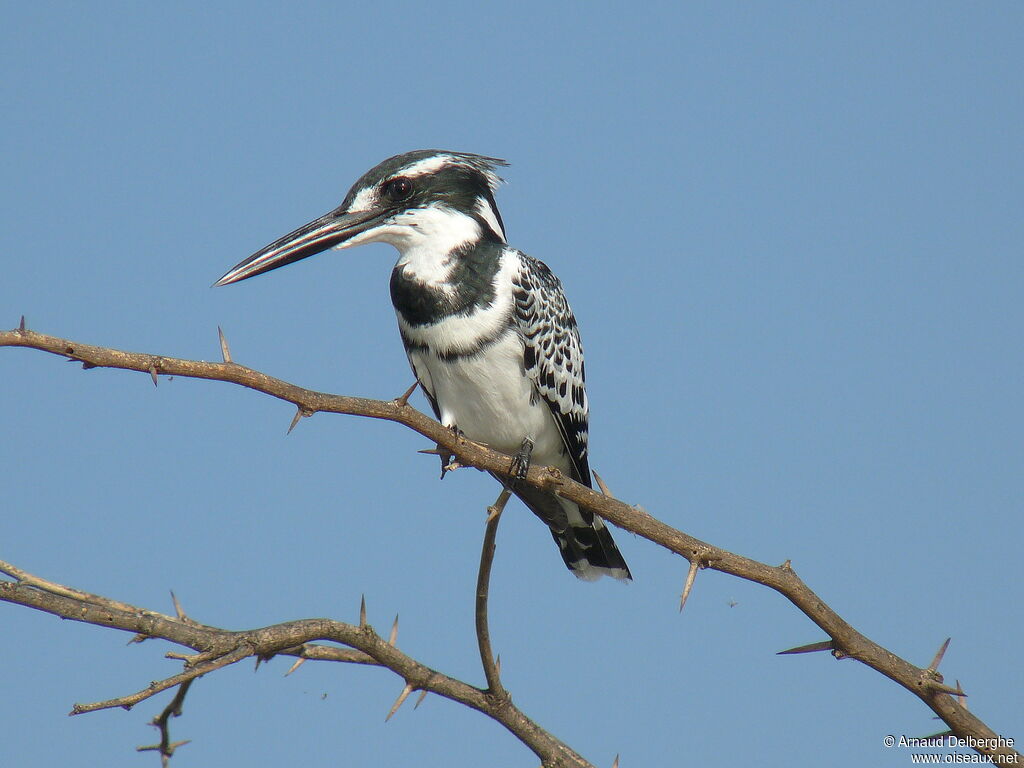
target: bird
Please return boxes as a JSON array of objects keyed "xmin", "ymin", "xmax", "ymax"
[{"xmin": 215, "ymin": 150, "xmax": 631, "ymax": 581}]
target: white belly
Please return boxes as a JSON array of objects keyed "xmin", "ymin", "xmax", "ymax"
[{"xmin": 409, "ymin": 331, "xmax": 568, "ymax": 471}]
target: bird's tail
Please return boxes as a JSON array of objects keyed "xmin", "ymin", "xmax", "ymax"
[
  {"xmin": 512, "ymin": 483, "xmax": 632, "ymax": 581},
  {"xmin": 550, "ymin": 515, "xmax": 632, "ymax": 581}
]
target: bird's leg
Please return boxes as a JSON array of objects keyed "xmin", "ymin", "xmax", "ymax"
[
  {"xmin": 439, "ymin": 425, "xmax": 466, "ymax": 479},
  {"xmin": 509, "ymin": 437, "xmax": 534, "ymax": 484}
]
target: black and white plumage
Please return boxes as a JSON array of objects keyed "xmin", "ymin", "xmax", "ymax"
[{"xmin": 215, "ymin": 150, "xmax": 631, "ymax": 581}]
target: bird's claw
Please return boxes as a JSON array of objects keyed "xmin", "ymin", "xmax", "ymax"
[
  {"xmin": 509, "ymin": 437, "xmax": 534, "ymax": 484},
  {"xmin": 438, "ymin": 424, "xmax": 466, "ymax": 480}
]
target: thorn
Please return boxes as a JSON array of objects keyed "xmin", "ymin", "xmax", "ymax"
[
  {"xmin": 678, "ymin": 558, "xmax": 700, "ymax": 613},
  {"xmin": 612, "ymin": 754, "xmax": 620, "ymax": 768},
  {"xmin": 418, "ymin": 444, "xmax": 456, "ymax": 479},
  {"xmin": 285, "ymin": 658, "xmax": 306, "ymax": 676},
  {"xmin": 359, "ymin": 595, "xmax": 367, "ymax": 628},
  {"xmin": 417, "ymin": 446, "xmax": 448, "ymax": 456},
  {"xmin": 495, "ymin": 655, "xmax": 501, "ymax": 677},
  {"xmin": 389, "ymin": 614, "xmax": 399, "ymax": 647},
  {"xmin": 170, "ymin": 590, "xmax": 187, "ymax": 620},
  {"xmin": 81, "ymin": 361, "xmax": 97, "ymax": 370},
  {"xmin": 138, "ymin": 739, "xmax": 191, "ymax": 755},
  {"xmin": 413, "ymin": 689, "xmax": 428, "ymax": 709},
  {"xmin": 927, "ymin": 637, "xmax": 951, "ymax": 673},
  {"xmin": 394, "ymin": 381, "xmax": 418, "ymax": 407},
  {"xmin": 18, "ymin": 315, "xmax": 26, "ymax": 332},
  {"xmin": 927, "ymin": 680, "xmax": 967, "ymax": 697},
  {"xmin": 955, "ymin": 679, "xmax": 968, "ymax": 709},
  {"xmin": 779, "ymin": 559, "xmax": 793, "ymax": 571},
  {"xmin": 592, "ymin": 469, "xmax": 615, "ymax": 498},
  {"xmin": 149, "ymin": 364, "xmax": 159, "ymax": 387},
  {"xmin": 385, "ymin": 683, "xmax": 414, "ymax": 722},
  {"xmin": 217, "ymin": 326, "xmax": 232, "ymax": 363},
  {"xmin": 777, "ymin": 639, "xmax": 835, "ymax": 655},
  {"xmin": 287, "ymin": 406, "xmax": 311, "ymax": 435}
]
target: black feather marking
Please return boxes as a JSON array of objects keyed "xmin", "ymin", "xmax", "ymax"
[
  {"xmin": 419, "ymin": 378, "xmax": 441, "ymax": 421},
  {"xmin": 390, "ymin": 240, "xmax": 505, "ymax": 328},
  {"xmin": 511, "ymin": 252, "xmax": 591, "ymax": 490},
  {"xmin": 550, "ymin": 520, "xmax": 632, "ymax": 579}
]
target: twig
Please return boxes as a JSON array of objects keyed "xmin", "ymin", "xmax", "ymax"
[
  {"xmin": 0, "ymin": 557, "xmax": 155, "ymax": 617},
  {"xmin": 137, "ymin": 679, "xmax": 194, "ymax": 767},
  {"xmin": 71, "ymin": 646, "xmax": 250, "ymax": 714},
  {"xmin": 477, "ymin": 489, "xmax": 511, "ymax": 698}
]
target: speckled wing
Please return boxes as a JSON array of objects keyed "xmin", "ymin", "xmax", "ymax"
[{"xmin": 512, "ymin": 252, "xmax": 591, "ymax": 487}]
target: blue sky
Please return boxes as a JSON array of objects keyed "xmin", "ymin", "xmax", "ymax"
[{"xmin": 2, "ymin": 2, "xmax": 1021, "ymax": 766}]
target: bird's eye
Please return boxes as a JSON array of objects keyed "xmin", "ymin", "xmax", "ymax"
[{"xmin": 383, "ymin": 176, "xmax": 414, "ymax": 202}]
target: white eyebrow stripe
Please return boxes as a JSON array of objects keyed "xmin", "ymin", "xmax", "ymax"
[{"xmin": 400, "ymin": 155, "xmax": 454, "ymax": 178}]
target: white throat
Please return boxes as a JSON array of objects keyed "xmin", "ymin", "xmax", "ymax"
[{"xmin": 340, "ymin": 203, "xmax": 481, "ymax": 286}]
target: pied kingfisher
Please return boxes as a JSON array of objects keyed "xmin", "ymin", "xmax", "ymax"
[{"xmin": 215, "ymin": 150, "xmax": 631, "ymax": 581}]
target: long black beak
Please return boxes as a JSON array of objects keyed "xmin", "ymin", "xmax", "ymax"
[{"xmin": 213, "ymin": 207, "xmax": 385, "ymax": 287}]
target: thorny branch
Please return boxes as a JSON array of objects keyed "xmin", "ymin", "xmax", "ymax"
[
  {"xmin": 1, "ymin": 324, "xmax": 1020, "ymax": 767},
  {"xmin": 137, "ymin": 679, "xmax": 193, "ymax": 767},
  {"xmin": 0, "ymin": 557, "xmax": 590, "ymax": 768}
]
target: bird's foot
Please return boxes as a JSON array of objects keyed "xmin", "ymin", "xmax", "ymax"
[
  {"xmin": 442, "ymin": 458, "xmax": 464, "ymax": 477},
  {"xmin": 509, "ymin": 437, "xmax": 534, "ymax": 485},
  {"xmin": 439, "ymin": 425, "xmax": 466, "ymax": 479}
]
